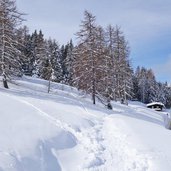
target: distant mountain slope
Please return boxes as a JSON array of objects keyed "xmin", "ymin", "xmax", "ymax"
[{"xmin": 0, "ymin": 76, "xmax": 171, "ymax": 171}]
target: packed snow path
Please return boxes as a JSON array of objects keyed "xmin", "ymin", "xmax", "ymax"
[{"xmin": 0, "ymin": 76, "xmax": 171, "ymax": 171}]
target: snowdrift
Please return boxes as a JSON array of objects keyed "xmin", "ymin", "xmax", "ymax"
[{"xmin": 0, "ymin": 76, "xmax": 171, "ymax": 171}]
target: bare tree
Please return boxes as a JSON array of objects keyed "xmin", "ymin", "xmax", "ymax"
[
  {"xmin": 112, "ymin": 26, "xmax": 133, "ymax": 103},
  {"xmin": 105, "ymin": 25, "xmax": 118, "ymax": 101},
  {"xmin": 73, "ymin": 11, "xmax": 99, "ymax": 104},
  {"xmin": 0, "ymin": 0, "xmax": 24, "ymax": 88}
]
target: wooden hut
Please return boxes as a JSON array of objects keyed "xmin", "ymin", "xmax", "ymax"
[{"xmin": 146, "ymin": 102, "xmax": 164, "ymax": 111}]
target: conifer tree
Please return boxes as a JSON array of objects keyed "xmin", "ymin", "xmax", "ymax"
[
  {"xmin": 33, "ymin": 30, "xmax": 47, "ymax": 78},
  {"xmin": 60, "ymin": 44, "xmax": 68, "ymax": 83},
  {"xmin": 23, "ymin": 31, "xmax": 34, "ymax": 75},
  {"xmin": 47, "ymin": 39, "xmax": 62, "ymax": 82},
  {"xmin": 64, "ymin": 40, "xmax": 74, "ymax": 85}
]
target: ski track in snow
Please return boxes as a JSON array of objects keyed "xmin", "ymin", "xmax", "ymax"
[
  {"xmin": 2, "ymin": 92, "xmax": 105, "ymax": 170},
  {"xmin": 1, "ymin": 88, "xmax": 151, "ymax": 171},
  {"xmin": 101, "ymin": 117, "xmax": 150, "ymax": 171},
  {"xmin": 20, "ymin": 97, "xmax": 150, "ymax": 170},
  {"xmin": 11, "ymin": 94, "xmax": 106, "ymax": 170}
]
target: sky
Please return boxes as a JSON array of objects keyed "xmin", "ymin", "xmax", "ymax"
[{"xmin": 16, "ymin": 0, "xmax": 171, "ymax": 83}]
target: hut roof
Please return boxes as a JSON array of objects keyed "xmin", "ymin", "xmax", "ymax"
[{"xmin": 146, "ymin": 102, "xmax": 164, "ymax": 107}]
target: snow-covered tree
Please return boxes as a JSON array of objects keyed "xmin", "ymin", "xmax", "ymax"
[
  {"xmin": 73, "ymin": 10, "xmax": 99, "ymax": 104},
  {"xmin": 134, "ymin": 67, "xmax": 157, "ymax": 104},
  {"xmin": 73, "ymin": 11, "xmax": 133, "ymax": 105},
  {"xmin": 32, "ymin": 30, "xmax": 47, "ymax": 78},
  {"xmin": 63, "ymin": 40, "xmax": 74, "ymax": 85},
  {"xmin": 95, "ymin": 26, "xmax": 111, "ymax": 104},
  {"xmin": 0, "ymin": 0, "xmax": 24, "ymax": 88},
  {"xmin": 105, "ymin": 25, "xmax": 117, "ymax": 101},
  {"xmin": 47, "ymin": 39, "xmax": 62, "ymax": 82},
  {"xmin": 15, "ymin": 26, "xmax": 31, "ymax": 74},
  {"xmin": 109, "ymin": 26, "xmax": 133, "ymax": 102},
  {"xmin": 164, "ymin": 84, "xmax": 171, "ymax": 108}
]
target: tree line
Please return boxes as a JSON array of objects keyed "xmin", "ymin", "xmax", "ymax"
[{"xmin": 0, "ymin": 0, "xmax": 171, "ymax": 108}]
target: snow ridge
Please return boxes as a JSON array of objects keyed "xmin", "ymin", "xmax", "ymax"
[{"xmin": 0, "ymin": 76, "xmax": 171, "ymax": 171}]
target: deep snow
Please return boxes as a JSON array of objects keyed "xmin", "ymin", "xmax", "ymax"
[{"xmin": 0, "ymin": 76, "xmax": 171, "ymax": 171}]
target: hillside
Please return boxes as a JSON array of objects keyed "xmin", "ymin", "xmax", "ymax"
[{"xmin": 0, "ymin": 76, "xmax": 171, "ymax": 171}]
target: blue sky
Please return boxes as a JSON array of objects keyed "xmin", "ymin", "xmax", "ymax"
[{"xmin": 16, "ymin": 0, "xmax": 171, "ymax": 83}]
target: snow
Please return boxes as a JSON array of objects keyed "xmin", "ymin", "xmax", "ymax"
[
  {"xmin": 0, "ymin": 76, "xmax": 171, "ymax": 171},
  {"xmin": 146, "ymin": 102, "xmax": 165, "ymax": 107}
]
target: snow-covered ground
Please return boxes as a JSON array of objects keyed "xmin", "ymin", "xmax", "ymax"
[{"xmin": 0, "ymin": 76, "xmax": 171, "ymax": 171}]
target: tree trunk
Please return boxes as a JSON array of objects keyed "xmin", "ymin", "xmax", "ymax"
[
  {"xmin": 3, "ymin": 75, "xmax": 8, "ymax": 89},
  {"xmin": 92, "ymin": 79, "xmax": 96, "ymax": 104},
  {"xmin": 48, "ymin": 79, "xmax": 50, "ymax": 93},
  {"xmin": 92, "ymin": 63, "xmax": 96, "ymax": 104},
  {"xmin": 92, "ymin": 92, "xmax": 96, "ymax": 104}
]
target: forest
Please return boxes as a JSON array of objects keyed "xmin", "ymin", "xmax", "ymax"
[{"xmin": 0, "ymin": 0, "xmax": 171, "ymax": 108}]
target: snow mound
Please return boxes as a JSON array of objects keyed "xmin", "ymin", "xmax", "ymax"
[{"xmin": 0, "ymin": 76, "xmax": 171, "ymax": 171}]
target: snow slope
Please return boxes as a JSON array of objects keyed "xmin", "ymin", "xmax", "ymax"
[{"xmin": 0, "ymin": 76, "xmax": 171, "ymax": 171}]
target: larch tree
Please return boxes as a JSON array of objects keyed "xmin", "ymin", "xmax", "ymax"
[
  {"xmin": 73, "ymin": 11, "xmax": 133, "ymax": 106},
  {"xmin": 0, "ymin": 0, "xmax": 24, "ymax": 88},
  {"xmin": 73, "ymin": 10, "xmax": 99, "ymax": 104},
  {"xmin": 119, "ymin": 36, "xmax": 133, "ymax": 103},
  {"xmin": 95, "ymin": 26, "xmax": 110, "ymax": 104},
  {"xmin": 105, "ymin": 25, "xmax": 118, "ymax": 101},
  {"xmin": 109, "ymin": 25, "xmax": 133, "ymax": 103},
  {"xmin": 15, "ymin": 25, "xmax": 29, "ymax": 74}
]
